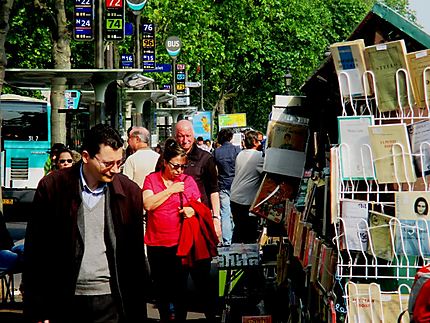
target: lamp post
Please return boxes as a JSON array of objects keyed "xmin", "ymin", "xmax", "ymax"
[{"xmin": 284, "ymin": 68, "xmax": 292, "ymax": 95}]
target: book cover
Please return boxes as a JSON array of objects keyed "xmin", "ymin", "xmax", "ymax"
[
  {"xmin": 364, "ymin": 40, "xmax": 412, "ymax": 112},
  {"xmin": 330, "ymin": 39, "xmax": 370, "ymax": 97},
  {"xmin": 310, "ymin": 237, "xmax": 322, "ymax": 283},
  {"xmin": 330, "ymin": 147, "xmax": 340, "ymax": 224},
  {"xmin": 242, "ymin": 315, "xmax": 272, "ymax": 323},
  {"xmin": 407, "ymin": 120, "xmax": 430, "ymax": 177},
  {"xmin": 293, "ymin": 221, "xmax": 304, "ymax": 258},
  {"xmin": 394, "ymin": 191, "xmax": 430, "ymax": 256},
  {"xmin": 368, "ymin": 124, "xmax": 417, "ymax": 184},
  {"xmin": 368, "ymin": 210, "xmax": 394, "ymax": 261},
  {"xmin": 338, "ymin": 115, "xmax": 375, "ymax": 180},
  {"xmin": 264, "ymin": 119, "xmax": 308, "ymax": 177},
  {"xmin": 340, "ymin": 199, "xmax": 369, "ymax": 251},
  {"xmin": 347, "ymin": 283, "xmax": 409, "ymax": 323},
  {"xmin": 250, "ymin": 173, "xmax": 299, "ymax": 223},
  {"xmin": 406, "ymin": 49, "xmax": 430, "ymax": 108}
]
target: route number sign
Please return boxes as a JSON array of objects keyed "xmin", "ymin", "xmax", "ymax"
[
  {"xmin": 73, "ymin": 0, "xmax": 94, "ymax": 40},
  {"xmin": 142, "ymin": 22, "xmax": 156, "ymax": 70},
  {"xmin": 104, "ymin": 0, "xmax": 125, "ymax": 40}
]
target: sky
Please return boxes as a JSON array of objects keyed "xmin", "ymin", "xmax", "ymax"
[{"xmin": 409, "ymin": 0, "xmax": 430, "ymax": 34}]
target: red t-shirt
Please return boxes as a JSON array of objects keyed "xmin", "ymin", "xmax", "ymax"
[{"xmin": 143, "ymin": 172, "xmax": 201, "ymax": 247}]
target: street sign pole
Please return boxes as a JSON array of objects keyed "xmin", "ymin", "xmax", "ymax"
[
  {"xmin": 172, "ymin": 56, "xmax": 177, "ymax": 108},
  {"xmin": 165, "ymin": 36, "xmax": 182, "ymax": 110}
]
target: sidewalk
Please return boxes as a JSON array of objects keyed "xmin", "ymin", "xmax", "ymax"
[{"xmin": 0, "ymin": 303, "xmax": 208, "ymax": 322}]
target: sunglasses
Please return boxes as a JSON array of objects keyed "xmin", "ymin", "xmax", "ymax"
[
  {"xmin": 59, "ymin": 159, "xmax": 73, "ymax": 164},
  {"xmin": 168, "ymin": 162, "xmax": 188, "ymax": 170}
]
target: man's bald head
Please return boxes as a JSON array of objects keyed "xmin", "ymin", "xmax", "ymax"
[{"xmin": 175, "ymin": 120, "xmax": 194, "ymax": 152}]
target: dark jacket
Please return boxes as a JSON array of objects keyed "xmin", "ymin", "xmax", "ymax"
[
  {"xmin": 185, "ymin": 144, "xmax": 219, "ymax": 208},
  {"xmin": 213, "ymin": 142, "xmax": 241, "ymax": 190},
  {"xmin": 23, "ymin": 163, "xmax": 147, "ymax": 323}
]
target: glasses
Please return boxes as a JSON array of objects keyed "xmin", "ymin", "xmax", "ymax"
[
  {"xmin": 94, "ymin": 155, "xmax": 125, "ymax": 169},
  {"xmin": 59, "ymin": 159, "xmax": 73, "ymax": 164},
  {"xmin": 168, "ymin": 162, "xmax": 188, "ymax": 170}
]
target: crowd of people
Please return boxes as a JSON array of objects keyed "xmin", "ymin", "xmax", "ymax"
[{"xmin": 1, "ymin": 121, "xmax": 266, "ymax": 323}]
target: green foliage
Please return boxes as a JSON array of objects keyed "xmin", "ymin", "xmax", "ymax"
[{"xmin": 4, "ymin": 0, "xmax": 413, "ymax": 133}]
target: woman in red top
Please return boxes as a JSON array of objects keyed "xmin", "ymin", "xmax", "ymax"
[{"xmin": 143, "ymin": 138, "xmax": 200, "ymax": 322}]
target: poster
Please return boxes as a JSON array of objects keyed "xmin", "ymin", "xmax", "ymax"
[
  {"xmin": 192, "ymin": 111, "xmax": 212, "ymax": 140},
  {"xmin": 263, "ymin": 120, "xmax": 309, "ymax": 177}
]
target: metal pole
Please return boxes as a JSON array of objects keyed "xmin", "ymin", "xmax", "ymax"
[
  {"xmin": 95, "ymin": 0, "xmax": 104, "ymax": 68},
  {"xmin": 135, "ymin": 14, "xmax": 141, "ymax": 68},
  {"xmin": 172, "ymin": 56, "xmax": 177, "ymax": 109},
  {"xmin": 200, "ymin": 62, "xmax": 204, "ymax": 111}
]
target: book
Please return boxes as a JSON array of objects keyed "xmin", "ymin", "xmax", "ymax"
[
  {"xmin": 330, "ymin": 147, "xmax": 340, "ymax": 224},
  {"xmin": 340, "ymin": 199, "xmax": 369, "ymax": 251},
  {"xmin": 364, "ymin": 40, "xmax": 412, "ymax": 112},
  {"xmin": 367, "ymin": 210, "xmax": 395, "ymax": 261},
  {"xmin": 242, "ymin": 315, "xmax": 272, "ymax": 323},
  {"xmin": 368, "ymin": 123, "xmax": 417, "ymax": 184},
  {"xmin": 394, "ymin": 191, "xmax": 430, "ymax": 256},
  {"xmin": 347, "ymin": 283, "xmax": 409, "ymax": 323},
  {"xmin": 330, "ymin": 39, "xmax": 370, "ymax": 97},
  {"xmin": 337, "ymin": 115, "xmax": 375, "ymax": 180},
  {"xmin": 310, "ymin": 237, "xmax": 322, "ymax": 283},
  {"xmin": 264, "ymin": 119, "xmax": 308, "ymax": 177},
  {"xmin": 406, "ymin": 49, "xmax": 430, "ymax": 108},
  {"xmin": 407, "ymin": 120, "xmax": 430, "ymax": 177},
  {"xmin": 250, "ymin": 173, "xmax": 300, "ymax": 223}
]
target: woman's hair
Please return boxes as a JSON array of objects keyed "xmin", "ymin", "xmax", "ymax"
[
  {"xmin": 414, "ymin": 197, "xmax": 429, "ymax": 215},
  {"xmin": 243, "ymin": 130, "xmax": 259, "ymax": 149},
  {"xmin": 163, "ymin": 138, "xmax": 187, "ymax": 163},
  {"xmin": 54, "ymin": 148, "xmax": 74, "ymax": 168}
]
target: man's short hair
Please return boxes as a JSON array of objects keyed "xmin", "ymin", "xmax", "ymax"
[
  {"xmin": 217, "ymin": 128, "xmax": 233, "ymax": 145},
  {"xmin": 197, "ymin": 136, "xmax": 204, "ymax": 142},
  {"xmin": 81, "ymin": 124, "xmax": 124, "ymax": 157},
  {"xmin": 130, "ymin": 126, "xmax": 150, "ymax": 144}
]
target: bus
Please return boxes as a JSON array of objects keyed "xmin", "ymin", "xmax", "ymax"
[{"xmin": 0, "ymin": 94, "xmax": 51, "ymax": 220}]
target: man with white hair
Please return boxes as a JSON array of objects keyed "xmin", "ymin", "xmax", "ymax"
[
  {"xmin": 123, "ymin": 126, "xmax": 159, "ymax": 188},
  {"xmin": 174, "ymin": 119, "xmax": 221, "ymax": 322}
]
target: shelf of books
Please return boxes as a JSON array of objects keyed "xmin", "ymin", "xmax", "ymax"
[{"xmin": 328, "ymin": 38, "xmax": 430, "ymax": 322}]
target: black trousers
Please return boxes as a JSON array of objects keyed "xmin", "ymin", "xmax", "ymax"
[
  {"xmin": 231, "ymin": 201, "xmax": 259, "ymax": 244},
  {"xmin": 70, "ymin": 294, "xmax": 119, "ymax": 323},
  {"xmin": 147, "ymin": 245, "xmax": 188, "ymax": 322}
]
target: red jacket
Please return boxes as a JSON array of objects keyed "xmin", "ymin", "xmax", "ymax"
[
  {"xmin": 177, "ymin": 200, "xmax": 219, "ymax": 266},
  {"xmin": 412, "ymin": 264, "xmax": 430, "ymax": 322}
]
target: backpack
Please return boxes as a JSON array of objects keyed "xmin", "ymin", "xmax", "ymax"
[{"xmin": 399, "ymin": 264, "xmax": 430, "ymax": 323}]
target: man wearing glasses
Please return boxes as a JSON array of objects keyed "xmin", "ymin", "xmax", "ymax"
[{"xmin": 23, "ymin": 124, "xmax": 147, "ymax": 323}]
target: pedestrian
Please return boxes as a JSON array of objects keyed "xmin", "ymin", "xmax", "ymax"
[
  {"xmin": 174, "ymin": 120, "xmax": 221, "ymax": 321},
  {"xmin": 230, "ymin": 130, "xmax": 264, "ymax": 243},
  {"xmin": 44, "ymin": 142, "xmax": 66, "ymax": 175},
  {"xmin": 54, "ymin": 148, "xmax": 75, "ymax": 171},
  {"xmin": 123, "ymin": 126, "xmax": 160, "ymax": 188},
  {"xmin": 23, "ymin": 124, "xmax": 147, "ymax": 323},
  {"xmin": 196, "ymin": 136, "xmax": 210, "ymax": 152},
  {"xmin": 213, "ymin": 128, "xmax": 241, "ymax": 246},
  {"xmin": 143, "ymin": 138, "xmax": 202, "ymax": 322}
]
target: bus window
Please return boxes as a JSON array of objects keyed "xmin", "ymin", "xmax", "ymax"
[{"xmin": 0, "ymin": 102, "xmax": 48, "ymax": 141}]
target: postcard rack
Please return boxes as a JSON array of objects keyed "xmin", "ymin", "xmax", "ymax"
[
  {"xmin": 337, "ymin": 67, "xmax": 430, "ymax": 123},
  {"xmin": 344, "ymin": 282, "xmax": 410, "ymax": 323},
  {"xmin": 332, "ymin": 67, "xmax": 430, "ymax": 321}
]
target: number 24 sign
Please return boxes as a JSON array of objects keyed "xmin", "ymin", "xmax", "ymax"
[{"xmin": 106, "ymin": 0, "xmax": 123, "ymax": 8}]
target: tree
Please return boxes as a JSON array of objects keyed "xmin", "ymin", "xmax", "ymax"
[
  {"xmin": 0, "ymin": 0, "xmax": 14, "ymax": 94},
  {"xmin": 1, "ymin": 0, "xmax": 413, "ymax": 134}
]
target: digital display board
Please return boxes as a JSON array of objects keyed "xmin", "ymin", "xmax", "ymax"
[
  {"xmin": 73, "ymin": 0, "xmax": 94, "ymax": 40},
  {"xmin": 104, "ymin": 0, "xmax": 125, "ymax": 40},
  {"xmin": 142, "ymin": 22, "xmax": 156, "ymax": 70},
  {"xmin": 176, "ymin": 63, "xmax": 186, "ymax": 94}
]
